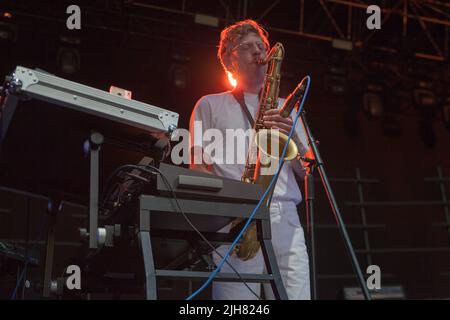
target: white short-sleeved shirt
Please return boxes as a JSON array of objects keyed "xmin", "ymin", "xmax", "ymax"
[{"xmin": 189, "ymin": 90, "xmax": 308, "ymax": 204}]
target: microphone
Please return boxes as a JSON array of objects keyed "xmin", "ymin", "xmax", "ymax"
[{"xmin": 279, "ymin": 81, "xmax": 307, "ymax": 118}]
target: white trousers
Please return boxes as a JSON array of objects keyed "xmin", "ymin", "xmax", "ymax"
[{"xmin": 212, "ymin": 201, "xmax": 311, "ymax": 300}]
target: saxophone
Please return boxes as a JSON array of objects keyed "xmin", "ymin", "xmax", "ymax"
[{"xmin": 233, "ymin": 43, "xmax": 300, "ymax": 261}]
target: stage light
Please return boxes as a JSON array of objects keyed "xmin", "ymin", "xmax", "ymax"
[
  {"xmin": 325, "ymin": 74, "xmax": 346, "ymax": 94},
  {"xmin": 194, "ymin": 13, "xmax": 219, "ymax": 27},
  {"xmin": 173, "ymin": 66, "xmax": 188, "ymax": 89},
  {"xmin": 57, "ymin": 36, "xmax": 81, "ymax": 75},
  {"xmin": 413, "ymin": 81, "xmax": 436, "ymax": 109},
  {"xmin": 0, "ymin": 22, "xmax": 17, "ymax": 42},
  {"xmin": 363, "ymin": 93, "xmax": 383, "ymax": 118},
  {"xmin": 324, "ymin": 66, "xmax": 347, "ymax": 94},
  {"xmin": 226, "ymin": 71, "xmax": 237, "ymax": 88},
  {"xmin": 363, "ymin": 83, "xmax": 383, "ymax": 119},
  {"xmin": 0, "ymin": 28, "xmax": 11, "ymax": 40},
  {"xmin": 169, "ymin": 53, "xmax": 190, "ymax": 89},
  {"xmin": 414, "ymin": 89, "xmax": 436, "ymax": 108},
  {"xmin": 57, "ymin": 47, "xmax": 80, "ymax": 75},
  {"xmin": 169, "ymin": 64, "xmax": 188, "ymax": 89},
  {"xmin": 2, "ymin": 11, "xmax": 13, "ymax": 19},
  {"xmin": 332, "ymin": 39, "xmax": 353, "ymax": 51}
]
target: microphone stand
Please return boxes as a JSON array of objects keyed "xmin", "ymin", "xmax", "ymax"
[
  {"xmin": 301, "ymin": 155, "xmax": 317, "ymax": 300},
  {"xmin": 299, "ymin": 110, "xmax": 372, "ymax": 300}
]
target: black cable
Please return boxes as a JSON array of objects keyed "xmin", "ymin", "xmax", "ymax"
[{"xmin": 100, "ymin": 164, "xmax": 156, "ymax": 209}]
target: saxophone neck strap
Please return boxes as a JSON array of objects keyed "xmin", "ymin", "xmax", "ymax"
[{"xmin": 231, "ymin": 87, "xmax": 258, "ymax": 128}]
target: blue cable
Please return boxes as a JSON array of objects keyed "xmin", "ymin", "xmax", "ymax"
[
  {"xmin": 10, "ymin": 268, "xmax": 24, "ymax": 300},
  {"xmin": 186, "ymin": 75, "xmax": 311, "ymax": 300}
]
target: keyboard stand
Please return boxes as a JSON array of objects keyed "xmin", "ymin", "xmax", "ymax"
[{"xmin": 137, "ymin": 194, "xmax": 288, "ymax": 300}]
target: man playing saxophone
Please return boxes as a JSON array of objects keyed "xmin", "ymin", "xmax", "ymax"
[{"xmin": 189, "ymin": 19, "xmax": 310, "ymax": 300}]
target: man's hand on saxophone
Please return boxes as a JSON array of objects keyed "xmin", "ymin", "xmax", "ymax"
[
  {"xmin": 262, "ymin": 108, "xmax": 294, "ymax": 136},
  {"xmin": 262, "ymin": 109, "xmax": 310, "ymax": 160}
]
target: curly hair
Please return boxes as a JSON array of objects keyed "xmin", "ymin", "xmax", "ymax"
[{"xmin": 217, "ymin": 19, "xmax": 269, "ymax": 75}]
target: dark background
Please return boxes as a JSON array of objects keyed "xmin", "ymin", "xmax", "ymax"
[{"xmin": 0, "ymin": 0, "xmax": 449, "ymax": 299}]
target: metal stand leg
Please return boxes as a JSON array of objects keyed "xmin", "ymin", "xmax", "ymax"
[
  {"xmin": 136, "ymin": 195, "xmax": 288, "ymax": 300},
  {"xmin": 301, "ymin": 112, "xmax": 371, "ymax": 300},
  {"xmin": 138, "ymin": 231, "xmax": 157, "ymax": 300},
  {"xmin": 88, "ymin": 131, "xmax": 104, "ymax": 249},
  {"xmin": 259, "ymin": 220, "xmax": 288, "ymax": 300},
  {"xmin": 43, "ymin": 200, "xmax": 60, "ymax": 298},
  {"xmin": 304, "ymin": 166, "xmax": 317, "ymax": 300},
  {"xmin": 138, "ymin": 206, "xmax": 157, "ymax": 300}
]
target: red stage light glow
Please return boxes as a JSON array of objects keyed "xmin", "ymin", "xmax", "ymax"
[{"xmin": 227, "ymin": 71, "xmax": 237, "ymax": 88}]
